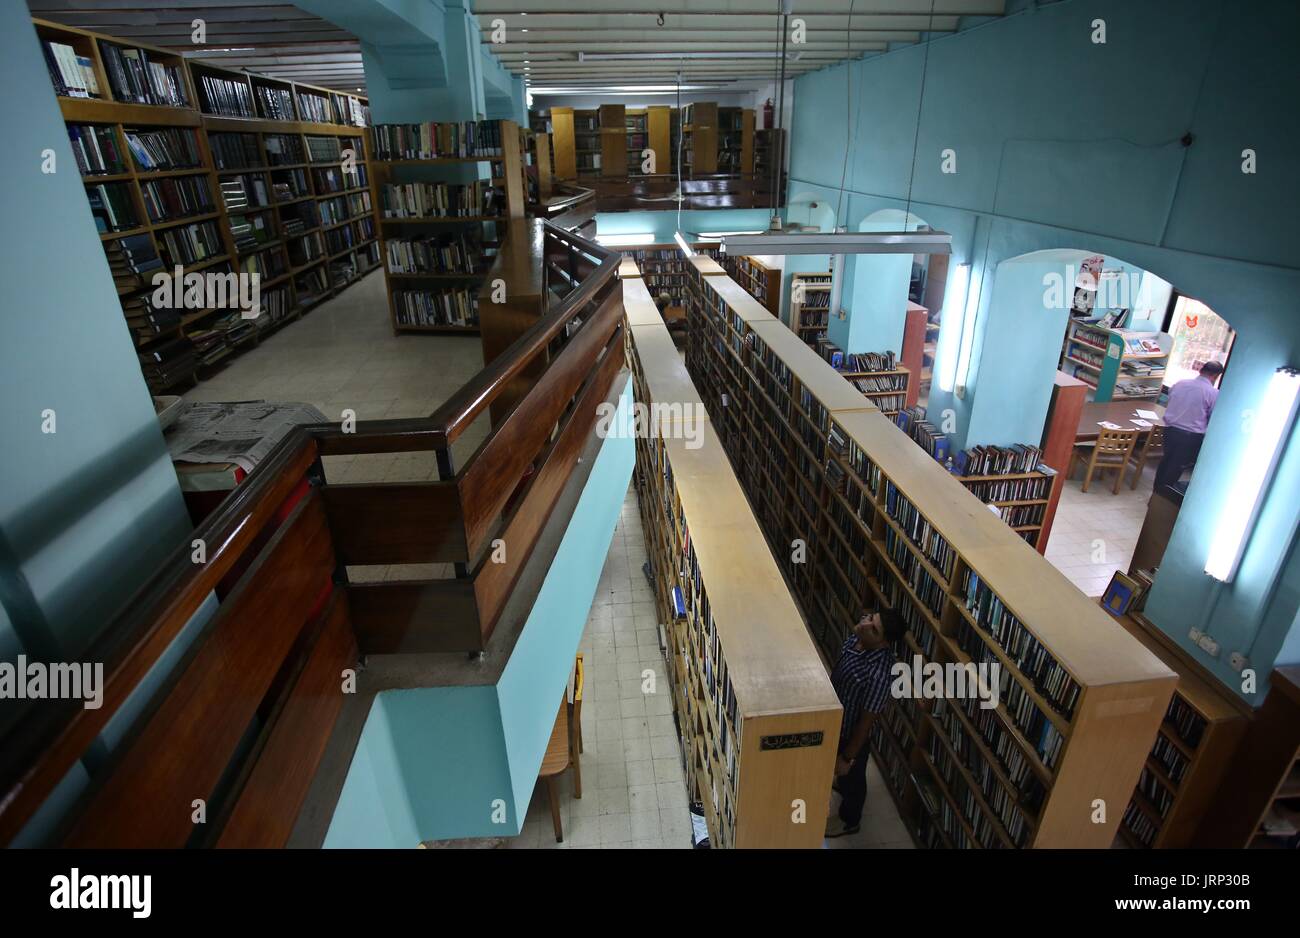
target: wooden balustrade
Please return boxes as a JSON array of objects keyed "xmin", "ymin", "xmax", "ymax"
[{"xmin": 0, "ymin": 221, "xmax": 624, "ymax": 847}]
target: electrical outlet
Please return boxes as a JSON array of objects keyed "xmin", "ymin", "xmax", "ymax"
[
  {"xmin": 1189, "ymin": 628, "xmax": 1203, "ymax": 643},
  {"xmin": 1198, "ymin": 634, "xmax": 1219, "ymax": 657},
  {"xmin": 1229, "ymin": 652, "xmax": 1249, "ymax": 672}
]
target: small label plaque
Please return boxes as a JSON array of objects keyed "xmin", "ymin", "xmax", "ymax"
[{"xmin": 760, "ymin": 732, "xmax": 824, "ymax": 751}]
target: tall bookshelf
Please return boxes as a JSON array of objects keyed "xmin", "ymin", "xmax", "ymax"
[
  {"xmin": 684, "ymin": 259, "xmax": 1178, "ymax": 848},
  {"xmin": 722, "ymin": 253, "xmax": 782, "ymax": 316},
  {"xmin": 572, "ymin": 108, "xmax": 601, "ymax": 177},
  {"xmin": 1060, "ymin": 320, "xmax": 1172, "ymax": 402},
  {"xmin": 598, "ymin": 104, "xmax": 627, "ymax": 178},
  {"xmin": 623, "ymin": 270, "xmax": 841, "ymax": 849},
  {"xmin": 716, "ymin": 106, "xmax": 753, "ymax": 174},
  {"xmin": 368, "ymin": 119, "xmax": 525, "ymax": 334},
  {"xmin": 37, "ymin": 18, "xmax": 376, "ymax": 392},
  {"xmin": 790, "ymin": 271, "xmax": 830, "ymax": 344},
  {"xmin": 754, "ymin": 128, "xmax": 786, "ymax": 193},
  {"xmin": 680, "ymin": 102, "xmax": 717, "ymax": 175},
  {"xmin": 1107, "ymin": 614, "xmax": 1249, "ymax": 848}
]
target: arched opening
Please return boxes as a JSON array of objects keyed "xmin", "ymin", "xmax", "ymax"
[{"xmin": 957, "ymin": 246, "xmax": 1236, "ymax": 601}]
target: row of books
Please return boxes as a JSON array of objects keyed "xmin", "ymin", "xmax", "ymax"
[
  {"xmin": 963, "ymin": 570, "xmax": 1081, "ymax": 721},
  {"xmin": 139, "ymin": 176, "xmax": 213, "ymax": 224},
  {"xmin": 954, "ymin": 443, "xmax": 1044, "ymax": 477},
  {"xmin": 883, "ymin": 526, "xmax": 948, "ymax": 619},
  {"xmin": 314, "ymin": 165, "xmax": 366, "ymax": 194},
  {"xmin": 305, "ymin": 135, "xmax": 342, "ymax": 162},
  {"xmin": 1135, "ymin": 766, "xmax": 1174, "ymax": 818},
  {"xmin": 895, "ymin": 408, "xmax": 950, "ymax": 463},
  {"xmin": 125, "ymin": 128, "xmax": 202, "ymax": 172},
  {"xmin": 379, "ymin": 181, "xmax": 502, "ymax": 218},
  {"xmin": 926, "ymin": 737, "xmax": 1005, "ymax": 849},
  {"xmin": 41, "ymin": 39, "xmax": 100, "ymax": 98},
  {"xmin": 256, "ymin": 84, "xmax": 296, "ymax": 121},
  {"xmin": 933, "ymin": 700, "xmax": 1032, "ymax": 847},
  {"xmin": 960, "ymin": 473, "xmax": 1053, "ymax": 503},
  {"xmin": 370, "ymin": 121, "xmax": 506, "ymax": 160},
  {"xmin": 885, "ymin": 482, "xmax": 956, "ymax": 579},
  {"xmin": 209, "ymin": 132, "xmax": 263, "ymax": 171},
  {"xmin": 1164, "ymin": 696, "xmax": 1207, "ymax": 749},
  {"xmin": 98, "ymin": 41, "xmax": 187, "ymax": 107},
  {"xmin": 265, "ymin": 134, "xmax": 305, "ymax": 165},
  {"xmin": 297, "ymin": 91, "xmax": 332, "ymax": 124},
  {"xmin": 68, "ymin": 125, "xmax": 123, "ymax": 175},
  {"xmin": 158, "ymin": 220, "xmax": 224, "ymax": 267},
  {"xmin": 228, "ymin": 212, "xmax": 272, "ymax": 254},
  {"xmin": 385, "ymin": 233, "xmax": 485, "ymax": 275},
  {"xmin": 87, "ymin": 182, "xmax": 138, "ymax": 232},
  {"xmin": 392, "ymin": 288, "xmax": 478, "ymax": 328},
  {"xmin": 221, "ymin": 176, "xmax": 271, "ymax": 210},
  {"xmin": 987, "ymin": 502, "xmax": 1046, "ymax": 528},
  {"xmin": 197, "ymin": 72, "xmax": 255, "ymax": 118}
]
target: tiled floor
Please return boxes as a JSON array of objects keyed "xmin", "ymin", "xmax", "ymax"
[
  {"xmin": 1044, "ymin": 458, "xmax": 1154, "ymax": 597},
  {"xmin": 186, "ymin": 273, "xmax": 910, "ymax": 848}
]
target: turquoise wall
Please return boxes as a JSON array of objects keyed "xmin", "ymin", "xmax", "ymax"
[
  {"xmin": 4, "ymin": 10, "xmax": 218, "ymax": 845},
  {"xmin": 787, "ymin": 0, "xmax": 1300, "ymax": 703},
  {"xmin": 596, "ymin": 209, "xmax": 777, "ymax": 246},
  {"xmin": 325, "ymin": 379, "xmax": 635, "ymax": 845}
]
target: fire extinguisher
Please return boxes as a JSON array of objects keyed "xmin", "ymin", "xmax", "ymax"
[{"xmin": 763, "ymin": 98, "xmax": 774, "ymax": 129}]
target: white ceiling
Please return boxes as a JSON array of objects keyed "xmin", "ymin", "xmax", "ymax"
[{"xmin": 27, "ymin": 0, "xmax": 1010, "ymax": 95}]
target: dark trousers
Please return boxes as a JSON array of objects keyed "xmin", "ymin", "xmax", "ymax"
[
  {"xmin": 1155, "ymin": 426, "xmax": 1204, "ymax": 491},
  {"xmin": 838, "ymin": 749, "xmax": 871, "ymax": 826}
]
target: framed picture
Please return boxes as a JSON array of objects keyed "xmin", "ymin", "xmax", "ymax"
[{"xmin": 1102, "ymin": 571, "xmax": 1142, "ymax": 616}]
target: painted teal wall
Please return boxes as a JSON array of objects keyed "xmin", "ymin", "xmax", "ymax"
[
  {"xmin": 325, "ymin": 379, "xmax": 635, "ymax": 845},
  {"xmin": 787, "ymin": 0, "xmax": 1300, "ymax": 703},
  {"xmin": 3, "ymin": 11, "xmax": 217, "ymax": 845}
]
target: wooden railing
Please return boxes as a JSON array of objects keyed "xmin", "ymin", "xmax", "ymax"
[{"xmin": 0, "ymin": 221, "xmax": 624, "ymax": 848}]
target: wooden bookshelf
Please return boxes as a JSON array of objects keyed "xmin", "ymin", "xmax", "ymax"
[
  {"xmin": 598, "ymin": 104, "xmax": 627, "ymax": 178},
  {"xmin": 717, "ymin": 106, "xmax": 753, "ymax": 174},
  {"xmin": 790, "ymin": 272, "xmax": 831, "ymax": 344},
  {"xmin": 1104, "ymin": 613, "xmax": 1250, "ymax": 848},
  {"xmin": 548, "ymin": 106, "xmax": 576, "ymax": 179},
  {"xmin": 684, "ymin": 260, "xmax": 1177, "ymax": 848},
  {"xmin": 369, "ymin": 119, "xmax": 524, "ymax": 335},
  {"xmin": 617, "ymin": 241, "xmax": 715, "ymax": 306},
  {"xmin": 647, "ymin": 106, "xmax": 672, "ymax": 176},
  {"xmin": 681, "ymin": 102, "xmax": 718, "ymax": 175},
  {"xmin": 754, "ymin": 128, "xmax": 786, "ymax": 193},
  {"xmin": 38, "ymin": 18, "xmax": 378, "ymax": 392},
  {"xmin": 623, "ymin": 270, "xmax": 841, "ymax": 848},
  {"xmin": 722, "ymin": 253, "xmax": 782, "ymax": 316},
  {"xmin": 571, "ymin": 108, "xmax": 601, "ymax": 177}
]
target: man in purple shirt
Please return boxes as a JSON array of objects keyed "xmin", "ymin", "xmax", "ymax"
[{"xmin": 1155, "ymin": 360, "xmax": 1224, "ymax": 490}]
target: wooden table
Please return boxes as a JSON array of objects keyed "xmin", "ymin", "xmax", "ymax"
[{"xmin": 1076, "ymin": 400, "xmax": 1166, "ymax": 441}]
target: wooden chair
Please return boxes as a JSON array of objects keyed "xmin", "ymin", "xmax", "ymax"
[
  {"xmin": 1068, "ymin": 428, "xmax": 1138, "ymax": 494},
  {"xmin": 537, "ymin": 654, "xmax": 584, "ymax": 842},
  {"xmin": 1128, "ymin": 425, "xmax": 1165, "ymax": 489}
]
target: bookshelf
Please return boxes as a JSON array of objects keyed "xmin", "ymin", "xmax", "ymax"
[
  {"xmin": 680, "ymin": 102, "xmax": 717, "ymax": 175},
  {"xmin": 754, "ymin": 128, "xmax": 786, "ymax": 192},
  {"xmin": 548, "ymin": 106, "xmax": 577, "ymax": 179},
  {"xmin": 722, "ymin": 253, "xmax": 782, "ymax": 316},
  {"xmin": 623, "ymin": 270, "xmax": 841, "ymax": 848},
  {"xmin": 813, "ymin": 339, "xmax": 911, "ymax": 418},
  {"xmin": 572, "ymin": 108, "xmax": 601, "ymax": 177},
  {"xmin": 716, "ymin": 106, "xmax": 753, "ymax": 174},
  {"xmin": 790, "ymin": 272, "xmax": 830, "ymax": 344},
  {"xmin": 369, "ymin": 119, "xmax": 525, "ymax": 334},
  {"xmin": 598, "ymin": 104, "xmax": 627, "ymax": 178},
  {"xmin": 625, "ymin": 108, "xmax": 648, "ymax": 175},
  {"xmin": 684, "ymin": 259, "xmax": 1178, "ymax": 848},
  {"xmin": 617, "ymin": 241, "xmax": 715, "ymax": 306},
  {"xmin": 1060, "ymin": 320, "xmax": 1172, "ymax": 402},
  {"xmin": 1105, "ymin": 614, "xmax": 1249, "ymax": 848}
]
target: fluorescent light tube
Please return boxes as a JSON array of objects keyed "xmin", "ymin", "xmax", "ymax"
[
  {"xmin": 719, "ymin": 231, "xmax": 952, "ymax": 256},
  {"xmin": 579, "ymin": 51, "xmax": 802, "ymax": 62},
  {"xmin": 674, "ymin": 231, "xmax": 694, "ymax": 257},
  {"xmin": 1205, "ymin": 367, "xmax": 1300, "ymax": 582},
  {"xmin": 595, "ymin": 232, "xmax": 656, "ymax": 246},
  {"xmin": 955, "ymin": 263, "xmax": 983, "ymax": 392},
  {"xmin": 935, "ymin": 264, "xmax": 970, "ymax": 393}
]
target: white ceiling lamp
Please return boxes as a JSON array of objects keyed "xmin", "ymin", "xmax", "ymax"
[
  {"xmin": 673, "ymin": 232, "xmax": 695, "ymax": 257},
  {"xmin": 596, "ymin": 232, "xmax": 657, "ymax": 247},
  {"xmin": 1205, "ymin": 367, "xmax": 1300, "ymax": 582},
  {"xmin": 578, "ymin": 51, "xmax": 802, "ymax": 62},
  {"xmin": 718, "ymin": 231, "xmax": 952, "ymax": 256}
]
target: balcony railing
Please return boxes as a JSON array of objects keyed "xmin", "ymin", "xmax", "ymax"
[{"xmin": 0, "ymin": 220, "xmax": 624, "ymax": 848}]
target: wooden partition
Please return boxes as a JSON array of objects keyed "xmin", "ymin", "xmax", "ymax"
[
  {"xmin": 684, "ymin": 259, "xmax": 1177, "ymax": 848},
  {"xmin": 623, "ymin": 268, "xmax": 840, "ymax": 848},
  {"xmin": 0, "ymin": 221, "xmax": 624, "ymax": 848}
]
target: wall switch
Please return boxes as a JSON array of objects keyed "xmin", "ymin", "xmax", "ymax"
[
  {"xmin": 1229, "ymin": 652, "xmax": 1249, "ymax": 672},
  {"xmin": 1197, "ymin": 634, "xmax": 1219, "ymax": 657},
  {"xmin": 1189, "ymin": 628, "xmax": 1203, "ymax": 643}
]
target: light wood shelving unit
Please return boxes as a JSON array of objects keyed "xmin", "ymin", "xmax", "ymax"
[
  {"xmin": 684, "ymin": 257, "xmax": 1177, "ymax": 848},
  {"xmin": 623, "ymin": 267, "xmax": 841, "ymax": 849},
  {"xmin": 723, "ymin": 253, "xmax": 782, "ymax": 316},
  {"xmin": 1060, "ymin": 320, "xmax": 1172, "ymax": 402},
  {"xmin": 368, "ymin": 119, "xmax": 525, "ymax": 334}
]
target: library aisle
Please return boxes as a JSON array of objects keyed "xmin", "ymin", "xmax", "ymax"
[
  {"xmin": 509, "ymin": 486, "xmax": 912, "ymax": 849},
  {"xmin": 1045, "ymin": 462, "xmax": 1153, "ymax": 598}
]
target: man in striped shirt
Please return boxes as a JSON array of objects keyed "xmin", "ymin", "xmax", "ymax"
[{"xmin": 825, "ymin": 608, "xmax": 908, "ymax": 838}]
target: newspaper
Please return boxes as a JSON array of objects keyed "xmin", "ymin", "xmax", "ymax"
[{"xmin": 164, "ymin": 401, "xmax": 329, "ymax": 472}]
